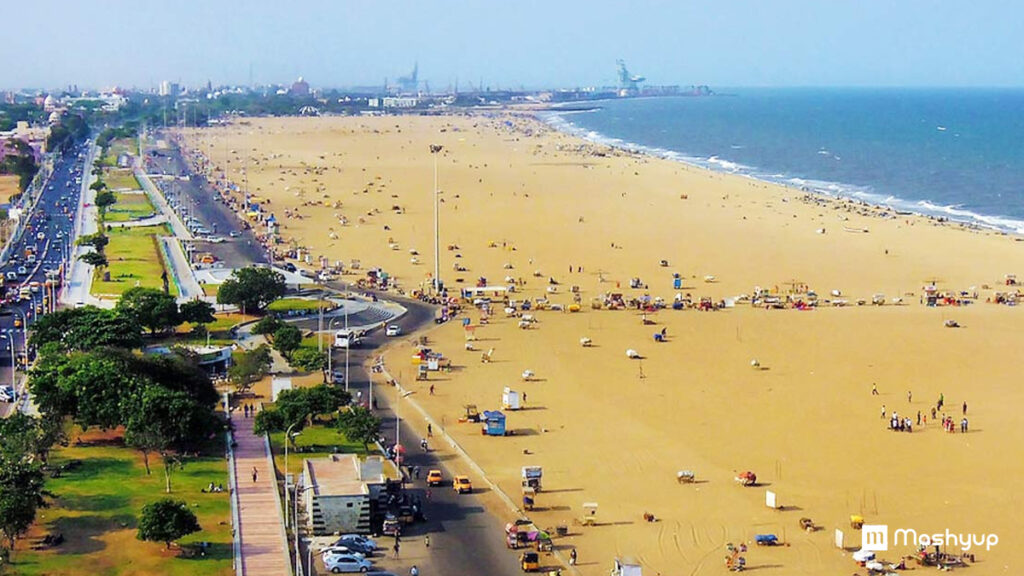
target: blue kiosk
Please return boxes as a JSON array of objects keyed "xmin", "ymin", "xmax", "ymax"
[{"xmin": 482, "ymin": 410, "xmax": 507, "ymax": 436}]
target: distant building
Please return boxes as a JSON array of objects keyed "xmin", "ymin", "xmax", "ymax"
[
  {"xmin": 159, "ymin": 81, "xmax": 179, "ymax": 97},
  {"xmin": 368, "ymin": 97, "xmax": 418, "ymax": 109},
  {"xmin": 289, "ymin": 77, "xmax": 310, "ymax": 97},
  {"xmin": 302, "ymin": 454, "xmax": 401, "ymax": 535}
]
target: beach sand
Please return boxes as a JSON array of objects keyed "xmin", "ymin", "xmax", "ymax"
[{"xmin": 182, "ymin": 114, "xmax": 1024, "ymax": 574}]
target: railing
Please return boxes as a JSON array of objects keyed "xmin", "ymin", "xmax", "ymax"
[{"xmin": 226, "ymin": 423, "xmax": 243, "ymax": 576}]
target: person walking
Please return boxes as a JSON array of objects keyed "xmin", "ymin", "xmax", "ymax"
[
  {"xmin": 570, "ymin": 547, "xmax": 577, "ymax": 566},
  {"xmin": 393, "ymin": 541, "xmax": 400, "ymax": 558},
  {"xmin": 427, "ymin": 423, "xmax": 432, "ymax": 437},
  {"xmin": 429, "ymin": 384, "xmax": 435, "ymax": 395},
  {"xmin": 871, "ymin": 383, "xmax": 879, "ymax": 396},
  {"xmin": 410, "ymin": 566, "xmax": 419, "ymax": 576},
  {"xmin": 880, "ymin": 405, "xmax": 886, "ymax": 419},
  {"xmin": 962, "ymin": 401, "xmax": 968, "ymax": 415},
  {"xmin": 252, "ymin": 467, "xmax": 258, "ymax": 483},
  {"xmin": 907, "ymin": 390, "xmax": 912, "ymax": 403},
  {"xmin": 424, "ymin": 535, "xmax": 430, "ymax": 548}
]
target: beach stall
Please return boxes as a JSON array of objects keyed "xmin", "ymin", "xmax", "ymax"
[
  {"xmin": 502, "ymin": 387, "xmax": 521, "ymax": 410},
  {"xmin": 611, "ymin": 557, "xmax": 642, "ymax": 576},
  {"xmin": 522, "ymin": 466, "xmax": 543, "ymax": 492},
  {"xmin": 482, "ymin": 410, "xmax": 507, "ymax": 436}
]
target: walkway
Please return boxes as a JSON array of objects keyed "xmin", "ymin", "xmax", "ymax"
[{"xmin": 232, "ymin": 412, "xmax": 291, "ymax": 576}]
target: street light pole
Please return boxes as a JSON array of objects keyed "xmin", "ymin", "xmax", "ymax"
[
  {"xmin": 284, "ymin": 424, "xmax": 300, "ymax": 526},
  {"xmin": 430, "ymin": 145, "xmax": 443, "ymax": 294}
]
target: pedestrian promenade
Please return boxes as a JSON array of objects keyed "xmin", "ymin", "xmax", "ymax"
[{"xmin": 232, "ymin": 411, "xmax": 291, "ymax": 576}]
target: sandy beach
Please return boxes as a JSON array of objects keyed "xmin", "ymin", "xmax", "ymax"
[{"xmin": 181, "ymin": 113, "xmax": 1024, "ymax": 575}]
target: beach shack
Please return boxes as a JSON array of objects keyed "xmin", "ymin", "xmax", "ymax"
[
  {"xmin": 461, "ymin": 285, "xmax": 509, "ymax": 302},
  {"xmin": 502, "ymin": 387, "xmax": 521, "ymax": 410},
  {"xmin": 482, "ymin": 410, "xmax": 507, "ymax": 436}
]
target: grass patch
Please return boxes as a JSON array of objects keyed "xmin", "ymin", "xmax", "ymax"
[
  {"xmin": 268, "ymin": 421, "xmax": 371, "ymax": 478},
  {"xmin": 202, "ymin": 283, "xmax": 221, "ymax": 298},
  {"xmin": 266, "ymin": 298, "xmax": 333, "ymax": 313},
  {"xmin": 105, "ymin": 169, "xmax": 140, "ymax": 191},
  {"xmin": 104, "ymin": 191, "xmax": 155, "ymax": 223},
  {"xmin": 91, "ymin": 225, "xmax": 178, "ymax": 298},
  {"xmin": 12, "ymin": 432, "xmax": 231, "ymax": 576}
]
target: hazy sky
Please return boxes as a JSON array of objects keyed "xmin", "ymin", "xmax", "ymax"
[{"xmin": 6, "ymin": 1, "xmax": 1022, "ymax": 91}]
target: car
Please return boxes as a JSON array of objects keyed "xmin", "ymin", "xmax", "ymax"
[
  {"xmin": 283, "ymin": 262, "xmax": 297, "ymax": 273},
  {"xmin": 331, "ymin": 535, "xmax": 377, "ymax": 554},
  {"xmin": 426, "ymin": 469, "xmax": 444, "ymax": 487},
  {"xmin": 36, "ymin": 232, "xmax": 45, "ymax": 241},
  {"xmin": 5, "ymin": 272, "xmax": 16, "ymax": 281},
  {"xmin": 321, "ymin": 546, "xmax": 365, "ymax": 560},
  {"xmin": 16, "ymin": 267, "xmax": 27, "ymax": 276},
  {"xmin": 453, "ymin": 475, "xmax": 473, "ymax": 494},
  {"xmin": 385, "ymin": 325, "xmax": 401, "ymax": 337},
  {"xmin": 229, "ymin": 230, "xmax": 241, "ymax": 238},
  {"xmin": 322, "ymin": 553, "xmax": 372, "ymax": 573},
  {"xmin": 331, "ymin": 370, "xmax": 346, "ymax": 385}
]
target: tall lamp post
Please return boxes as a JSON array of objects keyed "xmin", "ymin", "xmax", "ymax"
[
  {"xmin": 430, "ymin": 145, "xmax": 443, "ymax": 294},
  {"xmin": 283, "ymin": 425, "xmax": 302, "ymax": 526}
]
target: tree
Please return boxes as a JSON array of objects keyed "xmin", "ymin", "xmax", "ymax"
[
  {"xmin": 124, "ymin": 385, "xmax": 217, "ymax": 491},
  {"xmin": 89, "ymin": 180, "xmax": 107, "ymax": 192},
  {"xmin": 117, "ymin": 287, "xmax": 181, "ymax": 335},
  {"xmin": 137, "ymin": 499, "xmax": 201, "ymax": 549},
  {"xmin": 0, "ymin": 458, "xmax": 47, "ymax": 561},
  {"xmin": 76, "ymin": 232, "xmax": 109, "ymax": 252},
  {"xmin": 79, "ymin": 250, "xmax": 108, "ymax": 268},
  {"xmin": 250, "ymin": 315, "xmax": 282, "ymax": 336},
  {"xmin": 253, "ymin": 385, "xmax": 350, "ymax": 434},
  {"xmin": 94, "ymin": 189, "xmax": 116, "ymax": 215},
  {"xmin": 28, "ymin": 307, "xmax": 143, "ymax": 352},
  {"xmin": 179, "ymin": 299, "xmax": 215, "ymax": 326},
  {"xmin": 290, "ymin": 347, "xmax": 326, "ymax": 372},
  {"xmin": 228, "ymin": 344, "xmax": 272, "ymax": 392},
  {"xmin": 272, "ymin": 324, "xmax": 302, "ymax": 359},
  {"xmin": 216, "ymin": 266, "xmax": 286, "ymax": 313},
  {"xmin": 336, "ymin": 406, "xmax": 382, "ymax": 450}
]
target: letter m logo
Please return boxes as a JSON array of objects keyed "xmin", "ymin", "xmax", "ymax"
[{"xmin": 861, "ymin": 524, "xmax": 888, "ymax": 551}]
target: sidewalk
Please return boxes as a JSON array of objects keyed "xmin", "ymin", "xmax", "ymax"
[{"xmin": 231, "ymin": 412, "xmax": 291, "ymax": 576}]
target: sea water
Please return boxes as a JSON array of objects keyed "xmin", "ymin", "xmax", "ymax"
[{"xmin": 544, "ymin": 88, "xmax": 1024, "ymax": 233}]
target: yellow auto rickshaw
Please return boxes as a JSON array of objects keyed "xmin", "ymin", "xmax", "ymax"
[{"xmin": 520, "ymin": 551, "xmax": 540, "ymax": 572}]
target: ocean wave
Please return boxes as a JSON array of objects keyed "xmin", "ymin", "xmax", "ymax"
[{"xmin": 540, "ymin": 110, "xmax": 1024, "ymax": 234}]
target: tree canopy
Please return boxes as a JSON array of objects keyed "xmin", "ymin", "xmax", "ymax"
[
  {"xmin": 336, "ymin": 406, "xmax": 382, "ymax": 450},
  {"xmin": 290, "ymin": 347, "xmax": 326, "ymax": 372},
  {"xmin": 271, "ymin": 324, "xmax": 302, "ymax": 358},
  {"xmin": 254, "ymin": 384, "xmax": 350, "ymax": 435},
  {"xmin": 117, "ymin": 287, "xmax": 181, "ymax": 335},
  {"xmin": 228, "ymin": 344, "xmax": 272, "ymax": 392},
  {"xmin": 28, "ymin": 306, "xmax": 143, "ymax": 352},
  {"xmin": 216, "ymin": 266, "xmax": 286, "ymax": 313},
  {"xmin": 179, "ymin": 299, "xmax": 215, "ymax": 325},
  {"xmin": 137, "ymin": 499, "xmax": 201, "ymax": 549}
]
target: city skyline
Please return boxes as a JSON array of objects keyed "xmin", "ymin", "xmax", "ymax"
[{"xmin": 5, "ymin": 0, "xmax": 1024, "ymax": 91}]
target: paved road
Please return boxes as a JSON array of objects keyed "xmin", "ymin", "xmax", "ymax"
[
  {"xmin": 0, "ymin": 138, "xmax": 91, "ymax": 415},
  {"xmin": 305, "ymin": 293, "xmax": 530, "ymax": 576},
  {"xmin": 142, "ymin": 132, "xmax": 268, "ymax": 268}
]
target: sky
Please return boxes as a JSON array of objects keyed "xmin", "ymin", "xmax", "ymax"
[{"xmin": 5, "ymin": 0, "xmax": 1023, "ymax": 91}]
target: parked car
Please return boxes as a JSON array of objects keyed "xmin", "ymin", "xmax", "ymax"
[
  {"xmin": 323, "ymin": 553, "xmax": 372, "ymax": 573},
  {"xmin": 385, "ymin": 325, "xmax": 401, "ymax": 337},
  {"xmin": 453, "ymin": 475, "xmax": 473, "ymax": 494},
  {"xmin": 332, "ymin": 535, "xmax": 377, "ymax": 552},
  {"xmin": 321, "ymin": 546, "xmax": 365, "ymax": 560}
]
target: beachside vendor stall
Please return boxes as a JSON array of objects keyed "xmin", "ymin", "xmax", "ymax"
[{"xmin": 482, "ymin": 410, "xmax": 507, "ymax": 436}]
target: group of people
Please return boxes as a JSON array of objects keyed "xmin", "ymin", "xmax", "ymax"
[
  {"xmin": 877, "ymin": 387, "xmax": 971, "ymax": 435},
  {"xmin": 941, "ymin": 415, "xmax": 969, "ymax": 433}
]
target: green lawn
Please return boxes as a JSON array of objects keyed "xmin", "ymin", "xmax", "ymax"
[
  {"xmin": 266, "ymin": 298, "xmax": 334, "ymax": 313},
  {"xmin": 12, "ymin": 436, "xmax": 232, "ymax": 576},
  {"xmin": 269, "ymin": 421, "xmax": 371, "ymax": 478},
  {"xmin": 105, "ymin": 170, "xmax": 141, "ymax": 191},
  {"xmin": 91, "ymin": 225, "xmax": 178, "ymax": 297},
  {"xmin": 104, "ymin": 191, "xmax": 155, "ymax": 223}
]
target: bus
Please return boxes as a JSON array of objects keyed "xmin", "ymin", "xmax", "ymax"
[{"xmin": 334, "ymin": 329, "xmax": 362, "ymax": 349}]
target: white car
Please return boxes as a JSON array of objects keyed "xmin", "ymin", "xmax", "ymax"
[
  {"xmin": 321, "ymin": 546, "xmax": 365, "ymax": 560},
  {"xmin": 385, "ymin": 325, "xmax": 401, "ymax": 337},
  {"xmin": 323, "ymin": 553, "xmax": 372, "ymax": 573}
]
